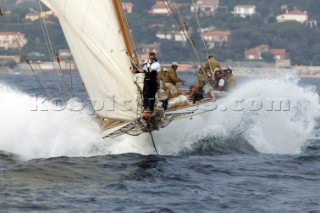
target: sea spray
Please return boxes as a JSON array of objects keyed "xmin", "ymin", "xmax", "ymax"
[
  {"xmin": 178, "ymin": 76, "xmax": 320, "ymax": 155},
  {"xmin": 0, "ymin": 83, "xmax": 156, "ymax": 160},
  {"xmin": 0, "ymin": 74, "xmax": 319, "ymax": 159},
  {"xmin": 0, "ymin": 84, "xmax": 104, "ymax": 160}
]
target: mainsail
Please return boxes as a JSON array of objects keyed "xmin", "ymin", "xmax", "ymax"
[{"xmin": 41, "ymin": 0, "xmax": 139, "ymax": 121}]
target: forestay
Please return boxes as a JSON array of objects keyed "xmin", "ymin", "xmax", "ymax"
[{"xmin": 41, "ymin": 0, "xmax": 138, "ymax": 121}]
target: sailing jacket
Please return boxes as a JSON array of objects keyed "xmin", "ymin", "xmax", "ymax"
[
  {"xmin": 164, "ymin": 67, "xmax": 183, "ymax": 85},
  {"xmin": 204, "ymin": 57, "xmax": 221, "ymax": 75}
]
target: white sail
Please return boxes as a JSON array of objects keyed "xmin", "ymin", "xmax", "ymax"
[{"xmin": 41, "ymin": 0, "xmax": 138, "ymax": 121}]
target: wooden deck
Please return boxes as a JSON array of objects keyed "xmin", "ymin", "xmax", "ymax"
[{"xmin": 100, "ymin": 96, "xmax": 215, "ymax": 131}]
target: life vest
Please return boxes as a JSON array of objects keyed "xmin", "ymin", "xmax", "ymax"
[{"xmin": 142, "ymin": 60, "xmax": 160, "ymax": 80}]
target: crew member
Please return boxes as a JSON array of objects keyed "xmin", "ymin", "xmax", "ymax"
[{"xmin": 141, "ymin": 52, "xmax": 161, "ymax": 120}]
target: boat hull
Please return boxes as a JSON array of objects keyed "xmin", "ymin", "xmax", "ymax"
[{"xmin": 102, "ymin": 101, "xmax": 218, "ymax": 155}]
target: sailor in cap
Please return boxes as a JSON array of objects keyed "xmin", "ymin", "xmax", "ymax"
[{"xmin": 164, "ymin": 62, "xmax": 185, "ymax": 98}]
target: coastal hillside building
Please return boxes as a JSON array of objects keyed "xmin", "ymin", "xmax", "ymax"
[
  {"xmin": 149, "ymin": 1, "xmax": 178, "ymax": 15},
  {"xmin": 25, "ymin": 12, "xmax": 39, "ymax": 22},
  {"xmin": 190, "ymin": 0, "xmax": 219, "ymax": 16},
  {"xmin": 58, "ymin": 49, "xmax": 73, "ymax": 60},
  {"xmin": 122, "ymin": 2, "xmax": 133, "ymax": 14},
  {"xmin": 25, "ymin": 11, "xmax": 54, "ymax": 22},
  {"xmin": 245, "ymin": 44, "xmax": 287, "ymax": 60},
  {"xmin": 148, "ymin": 24, "xmax": 165, "ymax": 29},
  {"xmin": 0, "ymin": 32, "xmax": 27, "ymax": 49},
  {"xmin": 276, "ymin": 9, "xmax": 308, "ymax": 23},
  {"xmin": 269, "ymin": 49, "xmax": 286, "ymax": 60},
  {"xmin": 232, "ymin": 5, "xmax": 256, "ymax": 18},
  {"xmin": 156, "ymin": 31, "xmax": 185, "ymax": 42},
  {"xmin": 0, "ymin": 55, "xmax": 20, "ymax": 65},
  {"xmin": 18, "ymin": 61, "xmax": 77, "ymax": 71},
  {"xmin": 137, "ymin": 43, "xmax": 160, "ymax": 55},
  {"xmin": 16, "ymin": 0, "xmax": 33, "ymax": 5},
  {"xmin": 202, "ymin": 30, "xmax": 231, "ymax": 48}
]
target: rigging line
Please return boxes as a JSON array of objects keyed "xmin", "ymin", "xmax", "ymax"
[
  {"xmin": 35, "ymin": 60, "xmax": 51, "ymax": 82},
  {"xmin": 191, "ymin": 0, "xmax": 215, "ymax": 76},
  {"xmin": 113, "ymin": 0, "xmax": 141, "ymax": 90},
  {"xmin": 164, "ymin": 1, "xmax": 199, "ymax": 73},
  {"xmin": 168, "ymin": 1, "xmax": 215, "ymax": 99},
  {"xmin": 191, "ymin": 0, "xmax": 210, "ymax": 58},
  {"xmin": 0, "ymin": 9, "xmax": 22, "ymax": 47},
  {"xmin": 26, "ymin": 59, "xmax": 51, "ymax": 98},
  {"xmin": 115, "ymin": 4, "xmax": 144, "ymax": 116},
  {"xmin": 121, "ymin": 9, "xmax": 141, "ymax": 67},
  {"xmin": 122, "ymin": 3, "xmax": 142, "ymax": 65},
  {"xmin": 36, "ymin": 2, "xmax": 67, "ymax": 100},
  {"xmin": 173, "ymin": 1, "xmax": 202, "ymax": 64},
  {"xmin": 34, "ymin": 62, "xmax": 57, "ymax": 98},
  {"xmin": 121, "ymin": 45, "xmax": 146, "ymax": 118},
  {"xmin": 0, "ymin": 7, "xmax": 50, "ymax": 98},
  {"xmin": 0, "ymin": 0, "xmax": 24, "ymax": 46},
  {"xmin": 119, "ymin": 49, "xmax": 144, "ymax": 116},
  {"xmin": 166, "ymin": 0, "xmax": 199, "ymax": 61},
  {"xmin": 38, "ymin": 0, "xmax": 68, "ymax": 101},
  {"xmin": 165, "ymin": 0, "xmax": 212, "ymax": 89},
  {"xmin": 68, "ymin": 50, "xmax": 74, "ymax": 97},
  {"xmin": 166, "ymin": 2, "xmax": 209, "ymax": 86},
  {"xmin": 115, "ymin": 0, "xmax": 161, "ymax": 120},
  {"xmin": 175, "ymin": 1, "xmax": 214, "ymax": 88},
  {"xmin": 126, "ymin": 54, "xmax": 144, "ymax": 119},
  {"xmin": 36, "ymin": 0, "xmax": 67, "ymax": 101},
  {"xmin": 162, "ymin": 9, "xmax": 200, "ymax": 90},
  {"xmin": 37, "ymin": 0, "xmax": 71, "ymax": 101},
  {"xmin": 149, "ymin": 132, "xmax": 159, "ymax": 155},
  {"xmin": 35, "ymin": 1, "xmax": 54, "ymax": 59}
]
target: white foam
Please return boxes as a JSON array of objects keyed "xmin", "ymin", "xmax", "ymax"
[
  {"xmin": 0, "ymin": 74, "xmax": 319, "ymax": 159},
  {"xmin": 0, "ymin": 85, "xmax": 106, "ymax": 160},
  {"xmin": 181, "ymin": 75, "xmax": 320, "ymax": 154}
]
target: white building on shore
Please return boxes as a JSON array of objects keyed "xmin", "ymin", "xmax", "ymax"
[
  {"xmin": 232, "ymin": 5, "xmax": 256, "ymax": 18},
  {"xmin": 0, "ymin": 32, "xmax": 28, "ymax": 49},
  {"xmin": 276, "ymin": 9, "xmax": 308, "ymax": 24}
]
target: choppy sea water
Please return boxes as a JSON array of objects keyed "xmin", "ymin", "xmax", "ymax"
[{"xmin": 0, "ymin": 72, "xmax": 320, "ymax": 212}]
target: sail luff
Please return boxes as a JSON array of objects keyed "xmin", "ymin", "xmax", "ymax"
[
  {"xmin": 112, "ymin": 0, "xmax": 137, "ymax": 64},
  {"xmin": 40, "ymin": 0, "xmax": 139, "ymax": 121}
]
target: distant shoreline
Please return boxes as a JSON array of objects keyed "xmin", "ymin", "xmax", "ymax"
[
  {"xmin": 1, "ymin": 70, "xmax": 320, "ymax": 79},
  {"xmin": 0, "ymin": 69, "xmax": 77, "ymax": 75}
]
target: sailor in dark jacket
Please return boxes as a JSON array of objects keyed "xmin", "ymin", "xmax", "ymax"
[{"xmin": 141, "ymin": 52, "xmax": 161, "ymax": 120}]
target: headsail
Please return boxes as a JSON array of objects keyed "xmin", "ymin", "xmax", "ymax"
[{"xmin": 41, "ymin": 0, "xmax": 139, "ymax": 121}]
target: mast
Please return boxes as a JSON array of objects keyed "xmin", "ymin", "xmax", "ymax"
[{"xmin": 112, "ymin": 0, "xmax": 138, "ymax": 65}]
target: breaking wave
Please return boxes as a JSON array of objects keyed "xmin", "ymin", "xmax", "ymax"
[
  {"xmin": 0, "ymin": 74, "xmax": 319, "ymax": 160},
  {"xmin": 0, "ymin": 84, "xmax": 105, "ymax": 160},
  {"xmin": 179, "ymin": 75, "xmax": 320, "ymax": 155}
]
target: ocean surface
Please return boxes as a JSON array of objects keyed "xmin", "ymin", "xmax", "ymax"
[{"xmin": 0, "ymin": 72, "xmax": 320, "ymax": 212}]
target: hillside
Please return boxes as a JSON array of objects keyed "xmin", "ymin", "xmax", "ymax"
[{"xmin": 0, "ymin": 0, "xmax": 319, "ymax": 65}]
